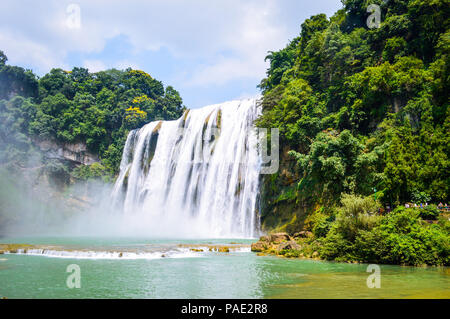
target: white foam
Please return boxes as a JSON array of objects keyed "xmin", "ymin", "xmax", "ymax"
[{"xmin": 8, "ymin": 248, "xmax": 201, "ymax": 260}]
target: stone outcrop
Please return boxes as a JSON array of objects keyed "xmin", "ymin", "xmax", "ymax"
[
  {"xmin": 293, "ymin": 231, "xmax": 313, "ymax": 239},
  {"xmin": 251, "ymin": 232, "xmax": 298, "ymax": 252},
  {"xmin": 250, "ymin": 241, "xmax": 267, "ymax": 252},
  {"xmin": 35, "ymin": 139, "xmax": 99, "ymax": 165},
  {"xmin": 269, "ymin": 233, "xmax": 292, "ymax": 243},
  {"xmin": 276, "ymin": 241, "xmax": 301, "ymax": 252},
  {"xmin": 251, "ymin": 232, "xmax": 321, "ymax": 260}
]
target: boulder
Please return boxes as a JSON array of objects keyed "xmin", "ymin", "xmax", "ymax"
[
  {"xmin": 251, "ymin": 241, "xmax": 266, "ymax": 252},
  {"xmin": 269, "ymin": 233, "xmax": 291, "ymax": 243},
  {"xmin": 218, "ymin": 247, "xmax": 229, "ymax": 253},
  {"xmin": 293, "ymin": 231, "xmax": 313, "ymax": 239},
  {"xmin": 35, "ymin": 139, "xmax": 99, "ymax": 165},
  {"xmin": 259, "ymin": 235, "xmax": 270, "ymax": 242},
  {"xmin": 277, "ymin": 241, "xmax": 301, "ymax": 252}
]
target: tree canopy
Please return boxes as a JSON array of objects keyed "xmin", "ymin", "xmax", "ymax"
[
  {"xmin": 258, "ymin": 0, "xmax": 449, "ymax": 217},
  {"xmin": 0, "ymin": 58, "xmax": 186, "ymax": 175}
]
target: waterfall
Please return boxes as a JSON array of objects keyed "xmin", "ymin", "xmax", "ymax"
[{"xmin": 111, "ymin": 98, "xmax": 262, "ymax": 238}]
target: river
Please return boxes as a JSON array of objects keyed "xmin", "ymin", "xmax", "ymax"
[{"xmin": 1, "ymin": 236, "xmax": 448, "ymax": 298}]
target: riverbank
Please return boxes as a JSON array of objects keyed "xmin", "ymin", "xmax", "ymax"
[
  {"xmin": 251, "ymin": 226, "xmax": 450, "ymax": 267},
  {"xmin": 254, "ymin": 196, "xmax": 450, "ymax": 267}
]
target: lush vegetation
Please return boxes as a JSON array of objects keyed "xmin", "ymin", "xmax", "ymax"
[
  {"xmin": 315, "ymin": 195, "xmax": 449, "ymax": 266},
  {"xmin": 0, "ymin": 50, "xmax": 185, "ymax": 181},
  {"xmin": 258, "ymin": 0, "xmax": 449, "ymax": 222},
  {"xmin": 256, "ymin": 0, "xmax": 449, "ymax": 264},
  {"xmin": 266, "ymin": 194, "xmax": 449, "ymax": 266}
]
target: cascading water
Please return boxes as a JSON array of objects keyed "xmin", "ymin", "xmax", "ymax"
[{"xmin": 111, "ymin": 98, "xmax": 262, "ymax": 238}]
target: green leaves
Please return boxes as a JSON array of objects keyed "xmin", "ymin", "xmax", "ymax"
[
  {"xmin": 290, "ymin": 130, "xmax": 371, "ymax": 201},
  {"xmin": 0, "ymin": 50, "xmax": 7, "ymax": 65},
  {"xmin": 382, "ymin": 109, "xmax": 449, "ymax": 203},
  {"xmin": 0, "ymin": 64, "xmax": 39, "ymax": 100},
  {"xmin": 317, "ymin": 200, "xmax": 449, "ymax": 266},
  {"xmin": 257, "ymin": 0, "xmax": 448, "ymax": 243}
]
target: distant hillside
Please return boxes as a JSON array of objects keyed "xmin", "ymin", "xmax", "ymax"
[{"xmin": 0, "ymin": 51, "xmax": 185, "ymax": 184}]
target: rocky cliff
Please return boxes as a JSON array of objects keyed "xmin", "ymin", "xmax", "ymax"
[{"xmin": 34, "ymin": 139, "xmax": 99, "ymax": 166}]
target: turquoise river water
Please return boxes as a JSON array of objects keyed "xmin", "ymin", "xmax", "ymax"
[{"xmin": 0, "ymin": 237, "xmax": 448, "ymax": 298}]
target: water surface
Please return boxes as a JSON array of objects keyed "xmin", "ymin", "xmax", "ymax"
[{"xmin": 1, "ymin": 237, "xmax": 448, "ymax": 298}]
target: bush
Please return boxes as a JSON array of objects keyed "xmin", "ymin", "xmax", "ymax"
[
  {"xmin": 72, "ymin": 162, "xmax": 111, "ymax": 182},
  {"xmin": 333, "ymin": 194, "xmax": 381, "ymax": 241},
  {"xmin": 419, "ymin": 204, "xmax": 440, "ymax": 220},
  {"xmin": 305, "ymin": 211, "xmax": 334, "ymax": 238},
  {"xmin": 316, "ymin": 198, "xmax": 449, "ymax": 265},
  {"xmin": 355, "ymin": 208, "xmax": 449, "ymax": 265},
  {"xmin": 319, "ymin": 232, "xmax": 354, "ymax": 261}
]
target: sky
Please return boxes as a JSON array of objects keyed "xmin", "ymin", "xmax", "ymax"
[{"xmin": 0, "ymin": 0, "xmax": 343, "ymax": 109}]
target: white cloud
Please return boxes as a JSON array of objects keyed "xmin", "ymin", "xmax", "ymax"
[
  {"xmin": 82, "ymin": 59, "xmax": 107, "ymax": 73},
  {"xmin": 0, "ymin": 29, "xmax": 70, "ymax": 73},
  {"xmin": 186, "ymin": 0, "xmax": 287, "ymax": 87},
  {"xmin": 114, "ymin": 60, "xmax": 140, "ymax": 71},
  {"xmin": 0, "ymin": 0, "xmax": 342, "ymax": 89},
  {"xmin": 187, "ymin": 57, "xmax": 256, "ymax": 87}
]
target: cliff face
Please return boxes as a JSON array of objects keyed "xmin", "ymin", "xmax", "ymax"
[
  {"xmin": 260, "ymin": 146, "xmax": 308, "ymax": 234},
  {"xmin": 35, "ymin": 139, "xmax": 99, "ymax": 166}
]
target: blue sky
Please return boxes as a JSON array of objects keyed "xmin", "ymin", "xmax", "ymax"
[{"xmin": 0, "ymin": 0, "xmax": 342, "ymax": 109}]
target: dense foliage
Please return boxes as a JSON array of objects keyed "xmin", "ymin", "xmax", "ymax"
[
  {"xmin": 313, "ymin": 195, "xmax": 449, "ymax": 266},
  {"xmin": 258, "ymin": 0, "xmax": 449, "ymax": 214},
  {"xmin": 0, "ymin": 51, "xmax": 185, "ymax": 178},
  {"xmin": 257, "ymin": 0, "xmax": 449, "ymax": 265}
]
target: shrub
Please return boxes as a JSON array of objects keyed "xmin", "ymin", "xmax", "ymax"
[
  {"xmin": 319, "ymin": 231, "xmax": 354, "ymax": 261},
  {"xmin": 419, "ymin": 204, "xmax": 440, "ymax": 220},
  {"xmin": 305, "ymin": 211, "xmax": 333, "ymax": 238},
  {"xmin": 355, "ymin": 208, "xmax": 449, "ymax": 265},
  {"xmin": 333, "ymin": 194, "xmax": 381, "ymax": 241},
  {"xmin": 72, "ymin": 162, "xmax": 111, "ymax": 182},
  {"xmin": 316, "ymin": 198, "xmax": 449, "ymax": 265}
]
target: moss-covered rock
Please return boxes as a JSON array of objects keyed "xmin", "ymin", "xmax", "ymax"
[
  {"xmin": 0, "ymin": 244, "xmax": 34, "ymax": 252},
  {"xmin": 250, "ymin": 241, "xmax": 266, "ymax": 252},
  {"xmin": 293, "ymin": 231, "xmax": 313, "ymax": 239},
  {"xmin": 269, "ymin": 232, "xmax": 291, "ymax": 243},
  {"xmin": 277, "ymin": 241, "xmax": 301, "ymax": 252}
]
